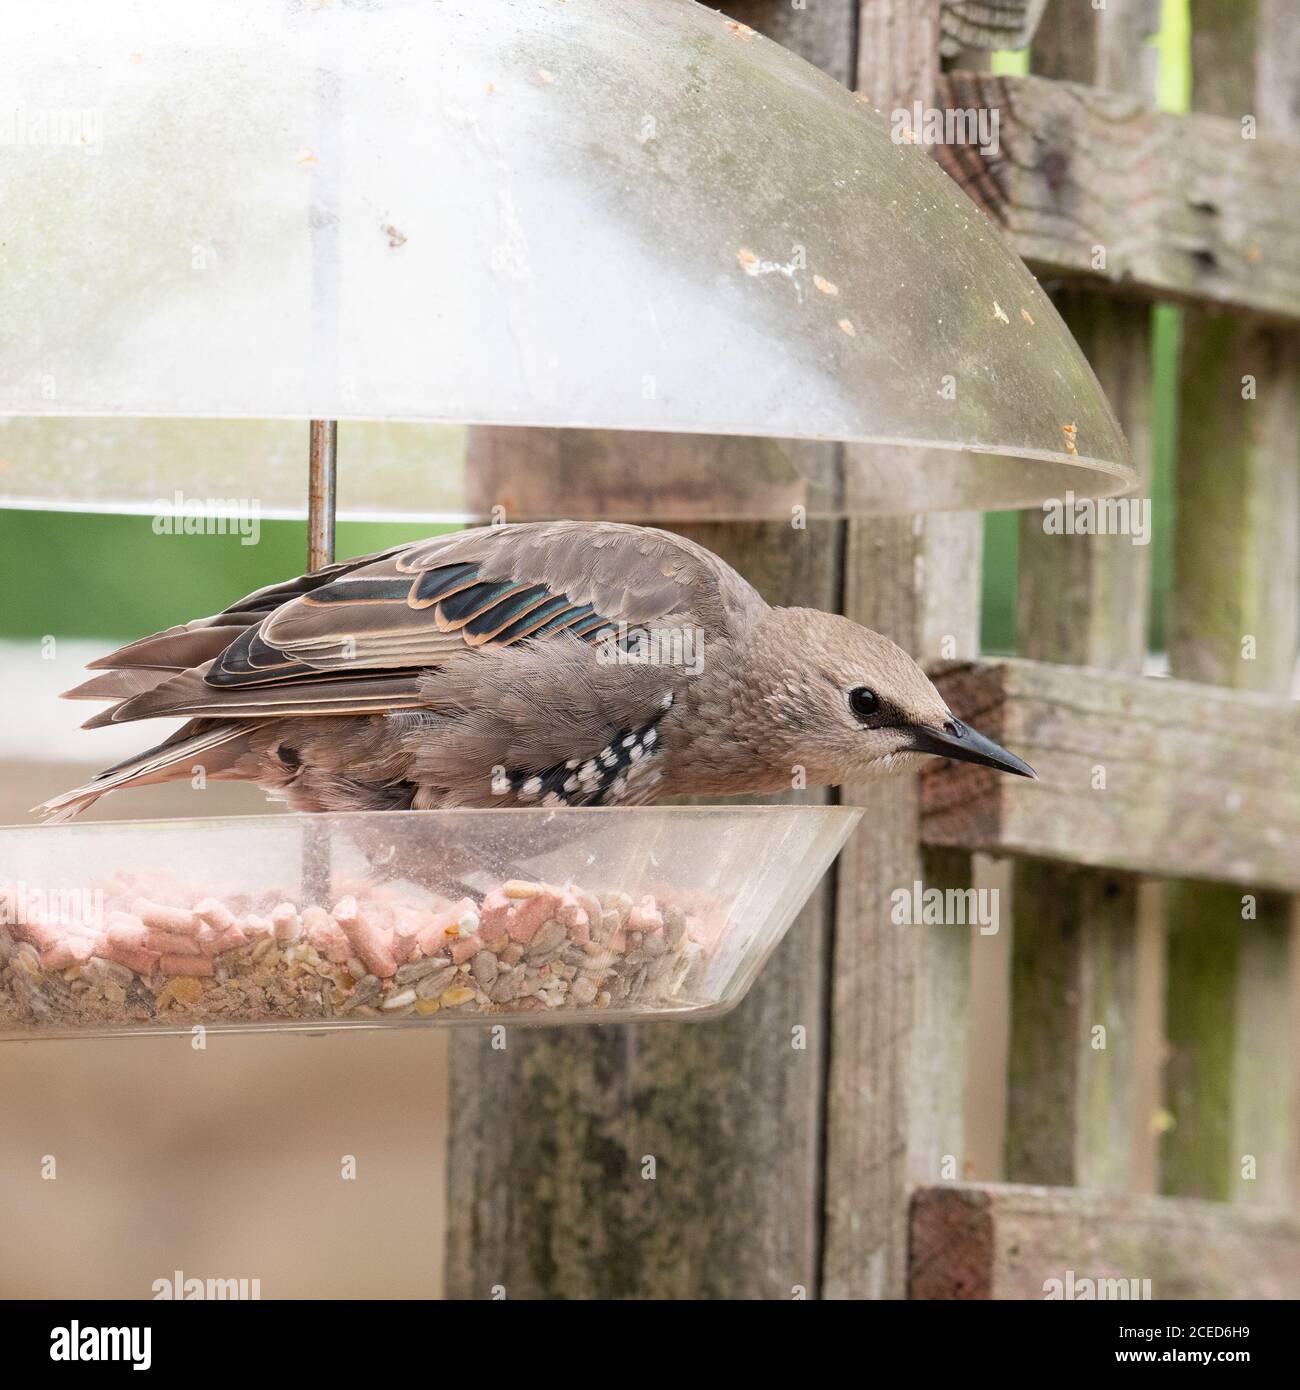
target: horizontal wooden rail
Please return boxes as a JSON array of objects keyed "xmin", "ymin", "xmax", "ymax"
[
  {"xmin": 932, "ymin": 73, "xmax": 1300, "ymax": 322},
  {"xmin": 910, "ymin": 1183, "xmax": 1300, "ymax": 1298},
  {"xmin": 921, "ymin": 659, "xmax": 1300, "ymax": 890}
]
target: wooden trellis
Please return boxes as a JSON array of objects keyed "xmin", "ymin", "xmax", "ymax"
[{"xmin": 445, "ymin": 0, "xmax": 1300, "ymax": 1298}]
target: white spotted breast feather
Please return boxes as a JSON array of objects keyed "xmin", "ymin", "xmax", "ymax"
[{"xmin": 498, "ymin": 694, "xmax": 673, "ymax": 807}]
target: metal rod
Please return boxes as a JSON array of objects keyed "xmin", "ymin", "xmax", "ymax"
[
  {"xmin": 307, "ymin": 419, "xmax": 338, "ymax": 571},
  {"xmin": 303, "ymin": 418, "xmax": 339, "ymax": 907}
]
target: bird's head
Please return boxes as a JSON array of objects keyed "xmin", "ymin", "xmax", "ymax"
[{"xmin": 740, "ymin": 607, "xmax": 1036, "ymax": 788}]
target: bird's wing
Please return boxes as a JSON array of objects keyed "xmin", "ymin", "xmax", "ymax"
[{"xmin": 73, "ymin": 522, "xmax": 759, "ymax": 726}]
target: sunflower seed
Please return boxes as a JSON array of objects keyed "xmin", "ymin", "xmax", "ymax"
[
  {"xmin": 523, "ymin": 919, "xmax": 565, "ymax": 958},
  {"xmin": 664, "ymin": 906, "xmax": 688, "ymax": 950},
  {"xmin": 489, "ymin": 972, "xmax": 521, "ymax": 1004},
  {"xmin": 415, "ymin": 965, "xmax": 460, "ymax": 1000},
  {"xmin": 342, "ymin": 974, "xmax": 382, "ymax": 1011},
  {"xmin": 569, "ymin": 976, "xmax": 598, "ymax": 1006},
  {"xmin": 471, "ymin": 950, "xmax": 499, "ymax": 988},
  {"xmin": 395, "ymin": 954, "xmax": 450, "ymax": 986}
]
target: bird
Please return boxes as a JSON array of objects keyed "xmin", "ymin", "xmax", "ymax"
[{"xmin": 37, "ymin": 519, "xmax": 1035, "ymax": 823}]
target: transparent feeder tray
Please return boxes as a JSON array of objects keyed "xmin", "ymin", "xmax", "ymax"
[{"xmin": 0, "ymin": 807, "xmax": 859, "ymax": 1040}]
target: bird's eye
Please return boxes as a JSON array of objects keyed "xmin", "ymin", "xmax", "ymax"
[{"xmin": 848, "ymin": 686, "xmax": 880, "ymax": 721}]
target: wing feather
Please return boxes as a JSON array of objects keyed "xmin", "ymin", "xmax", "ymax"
[{"xmin": 65, "ymin": 522, "xmax": 762, "ymax": 729}]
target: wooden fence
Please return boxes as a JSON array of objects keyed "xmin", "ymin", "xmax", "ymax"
[{"xmin": 445, "ymin": 0, "xmax": 1300, "ymax": 1298}]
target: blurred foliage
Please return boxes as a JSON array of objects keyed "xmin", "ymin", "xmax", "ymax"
[{"xmin": 0, "ymin": 511, "xmax": 445, "ymax": 640}]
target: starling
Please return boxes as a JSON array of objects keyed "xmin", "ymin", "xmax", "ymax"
[{"xmin": 39, "ymin": 520, "xmax": 1034, "ymax": 821}]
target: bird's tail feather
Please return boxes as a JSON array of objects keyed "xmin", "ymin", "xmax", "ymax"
[{"xmin": 34, "ymin": 722, "xmax": 252, "ymax": 823}]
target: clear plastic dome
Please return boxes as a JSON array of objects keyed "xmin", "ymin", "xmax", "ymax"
[{"xmin": 0, "ymin": 0, "xmax": 1133, "ymax": 510}]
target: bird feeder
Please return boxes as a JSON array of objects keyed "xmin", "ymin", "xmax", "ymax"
[{"xmin": 0, "ymin": 0, "xmax": 1131, "ymax": 1038}]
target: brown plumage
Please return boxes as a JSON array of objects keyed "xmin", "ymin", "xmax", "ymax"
[{"xmin": 38, "ymin": 521, "xmax": 1034, "ymax": 822}]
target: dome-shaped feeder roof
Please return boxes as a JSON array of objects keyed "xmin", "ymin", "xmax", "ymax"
[{"xmin": 0, "ymin": 0, "xmax": 1133, "ymax": 512}]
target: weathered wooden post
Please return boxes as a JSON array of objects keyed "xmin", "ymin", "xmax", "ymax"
[{"xmin": 821, "ymin": 0, "xmax": 984, "ymax": 1301}]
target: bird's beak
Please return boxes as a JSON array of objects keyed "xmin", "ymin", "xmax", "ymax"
[{"xmin": 907, "ymin": 718, "xmax": 1038, "ymax": 779}]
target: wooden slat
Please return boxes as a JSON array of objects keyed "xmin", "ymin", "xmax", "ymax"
[
  {"xmin": 725, "ymin": 0, "xmax": 861, "ymax": 84},
  {"xmin": 1027, "ymin": 0, "xmax": 1158, "ymax": 96},
  {"xmin": 1003, "ymin": 0, "xmax": 1157, "ymax": 1195},
  {"xmin": 821, "ymin": 0, "xmax": 981, "ymax": 1301},
  {"xmin": 461, "ymin": 429, "xmax": 841, "ymax": 525},
  {"xmin": 1170, "ymin": 327, "xmax": 1300, "ymax": 693},
  {"xmin": 931, "ymin": 72, "xmax": 1300, "ymax": 322},
  {"xmin": 1013, "ymin": 297, "xmax": 1153, "ymax": 673},
  {"xmin": 1161, "ymin": 0, "xmax": 1300, "ymax": 1210},
  {"xmin": 827, "ymin": 499, "xmax": 983, "ymax": 1298},
  {"xmin": 910, "ymin": 1183, "xmax": 1300, "ymax": 1299},
  {"xmin": 1005, "ymin": 859, "xmax": 1141, "ymax": 1187},
  {"xmin": 920, "ymin": 659, "xmax": 1300, "ymax": 892}
]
